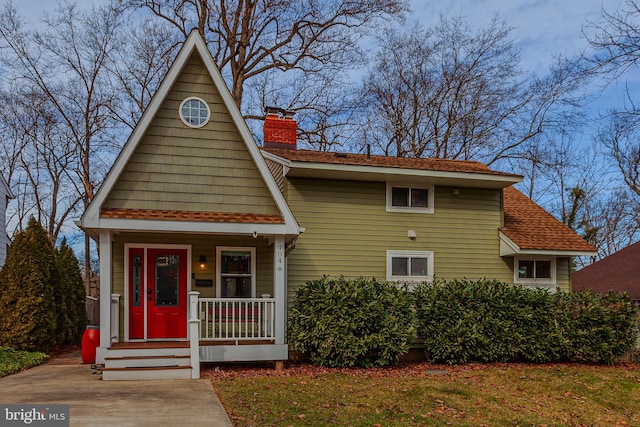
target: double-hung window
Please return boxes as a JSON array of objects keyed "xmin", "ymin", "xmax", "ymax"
[
  {"xmin": 386, "ymin": 250, "xmax": 434, "ymax": 283},
  {"xmin": 386, "ymin": 183, "xmax": 434, "ymax": 213},
  {"xmin": 216, "ymin": 247, "xmax": 256, "ymax": 298}
]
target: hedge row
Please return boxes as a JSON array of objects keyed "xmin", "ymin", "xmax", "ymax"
[
  {"xmin": 288, "ymin": 276, "xmax": 414, "ymax": 367},
  {"xmin": 288, "ymin": 277, "xmax": 639, "ymax": 367}
]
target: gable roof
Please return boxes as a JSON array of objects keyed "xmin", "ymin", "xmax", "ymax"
[
  {"xmin": 572, "ymin": 241, "xmax": 640, "ymax": 299},
  {"xmin": 264, "ymin": 148, "xmax": 594, "ymax": 255},
  {"xmin": 263, "ymin": 148, "xmax": 522, "ymax": 189},
  {"xmin": 81, "ymin": 30, "xmax": 299, "ymax": 236},
  {"xmin": 500, "ymin": 186, "xmax": 596, "ymax": 256}
]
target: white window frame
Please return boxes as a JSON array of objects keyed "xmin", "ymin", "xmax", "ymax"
[
  {"xmin": 386, "ymin": 250, "xmax": 434, "ymax": 283},
  {"xmin": 179, "ymin": 96, "xmax": 211, "ymax": 128},
  {"xmin": 216, "ymin": 246, "xmax": 256, "ymax": 298},
  {"xmin": 514, "ymin": 256, "xmax": 556, "ymax": 288},
  {"xmin": 386, "ymin": 182, "xmax": 434, "ymax": 214}
]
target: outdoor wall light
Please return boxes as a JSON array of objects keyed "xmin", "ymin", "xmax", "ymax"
[{"xmin": 199, "ymin": 255, "xmax": 207, "ymax": 271}]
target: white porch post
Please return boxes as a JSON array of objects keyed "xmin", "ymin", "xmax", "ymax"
[
  {"xmin": 188, "ymin": 291, "xmax": 200, "ymax": 379},
  {"xmin": 273, "ymin": 236, "xmax": 286, "ymax": 346},
  {"xmin": 96, "ymin": 229, "xmax": 112, "ymax": 364}
]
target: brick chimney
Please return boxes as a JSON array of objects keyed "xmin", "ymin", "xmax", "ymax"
[{"xmin": 263, "ymin": 107, "xmax": 297, "ymax": 150}]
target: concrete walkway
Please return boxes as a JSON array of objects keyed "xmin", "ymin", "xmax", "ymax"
[{"xmin": 0, "ymin": 352, "xmax": 233, "ymax": 427}]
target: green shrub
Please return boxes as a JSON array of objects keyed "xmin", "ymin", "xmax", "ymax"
[
  {"xmin": 288, "ymin": 276, "xmax": 414, "ymax": 367},
  {"xmin": 0, "ymin": 218, "xmax": 57, "ymax": 352},
  {"xmin": 0, "ymin": 346, "xmax": 48, "ymax": 377},
  {"xmin": 56, "ymin": 238, "xmax": 87, "ymax": 346},
  {"xmin": 414, "ymin": 278, "xmax": 638, "ymax": 365},
  {"xmin": 557, "ymin": 290, "xmax": 638, "ymax": 365}
]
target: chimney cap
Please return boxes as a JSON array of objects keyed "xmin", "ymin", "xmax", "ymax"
[
  {"xmin": 264, "ymin": 106, "xmax": 296, "ymax": 119},
  {"xmin": 265, "ymin": 106, "xmax": 281, "ymax": 116}
]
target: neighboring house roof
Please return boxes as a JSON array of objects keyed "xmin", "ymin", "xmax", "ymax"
[
  {"xmin": 500, "ymin": 186, "xmax": 596, "ymax": 256},
  {"xmin": 80, "ymin": 29, "xmax": 299, "ymax": 237},
  {"xmin": 262, "ymin": 148, "xmax": 522, "ymax": 189},
  {"xmin": 572, "ymin": 241, "xmax": 640, "ymax": 299}
]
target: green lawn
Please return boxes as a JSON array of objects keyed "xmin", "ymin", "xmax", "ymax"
[
  {"xmin": 209, "ymin": 362, "xmax": 640, "ymax": 426},
  {"xmin": 0, "ymin": 346, "xmax": 48, "ymax": 377}
]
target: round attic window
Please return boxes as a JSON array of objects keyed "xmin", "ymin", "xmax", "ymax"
[{"xmin": 179, "ymin": 97, "xmax": 210, "ymax": 128}]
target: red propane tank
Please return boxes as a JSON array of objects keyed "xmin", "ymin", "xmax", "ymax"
[{"xmin": 81, "ymin": 326, "xmax": 100, "ymax": 364}]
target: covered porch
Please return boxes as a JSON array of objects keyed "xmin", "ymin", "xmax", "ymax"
[{"xmin": 95, "ymin": 229, "xmax": 291, "ymax": 380}]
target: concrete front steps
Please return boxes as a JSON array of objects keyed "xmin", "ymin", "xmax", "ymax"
[{"xmin": 101, "ymin": 342, "xmax": 193, "ymax": 380}]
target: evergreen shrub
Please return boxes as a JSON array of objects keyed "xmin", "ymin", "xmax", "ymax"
[
  {"xmin": 414, "ymin": 278, "xmax": 638, "ymax": 365},
  {"xmin": 0, "ymin": 218, "xmax": 57, "ymax": 352},
  {"xmin": 0, "ymin": 219, "xmax": 87, "ymax": 352},
  {"xmin": 288, "ymin": 276, "xmax": 414, "ymax": 367}
]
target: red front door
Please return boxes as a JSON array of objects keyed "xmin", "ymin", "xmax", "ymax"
[{"xmin": 128, "ymin": 248, "xmax": 188, "ymax": 340}]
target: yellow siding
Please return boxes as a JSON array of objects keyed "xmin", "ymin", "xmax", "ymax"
[
  {"xmin": 111, "ymin": 233, "xmax": 274, "ymax": 340},
  {"xmin": 103, "ymin": 52, "xmax": 279, "ymax": 215},
  {"xmin": 285, "ymin": 178, "xmax": 514, "ymax": 301},
  {"xmin": 556, "ymin": 257, "xmax": 570, "ymax": 292}
]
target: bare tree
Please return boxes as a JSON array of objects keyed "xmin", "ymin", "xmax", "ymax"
[
  {"xmin": 585, "ymin": 0, "xmax": 640, "ymax": 78},
  {"xmin": 0, "ymin": 1, "xmax": 122, "ymax": 287},
  {"xmin": 360, "ymin": 16, "xmax": 587, "ymax": 164},
  {"xmin": 106, "ymin": 16, "xmax": 181, "ymax": 129},
  {"xmin": 585, "ymin": 0, "xmax": 640, "ymax": 197},
  {"xmin": 120, "ymin": 0, "xmax": 407, "ymax": 116}
]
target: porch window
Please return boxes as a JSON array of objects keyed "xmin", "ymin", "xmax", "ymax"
[
  {"xmin": 386, "ymin": 250, "xmax": 434, "ymax": 283},
  {"xmin": 216, "ymin": 247, "xmax": 256, "ymax": 298}
]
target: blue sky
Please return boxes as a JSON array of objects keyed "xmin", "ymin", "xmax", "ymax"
[{"xmin": 14, "ymin": 0, "xmax": 636, "ymax": 137}]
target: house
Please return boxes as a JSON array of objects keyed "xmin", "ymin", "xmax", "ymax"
[
  {"xmin": 0, "ymin": 175, "xmax": 13, "ymax": 267},
  {"xmin": 79, "ymin": 29, "xmax": 596, "ymax": 380},
  {"xmin": 572, "ymin": 241, "xmax": 640, "ymax": 301}
]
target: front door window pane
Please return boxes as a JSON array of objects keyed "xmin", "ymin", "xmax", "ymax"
[
  {"xmin": 132, "ymin": 254, "xmax": 141, "ymax": 306},
  {"xmin": 155, "ymin": 255, "xmax": 179, "ymax": 306}
]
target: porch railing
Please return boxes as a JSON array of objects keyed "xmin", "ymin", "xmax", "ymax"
[{"xmin": 199, "ymin": 298, "xmax": 275, "ymax": 341}]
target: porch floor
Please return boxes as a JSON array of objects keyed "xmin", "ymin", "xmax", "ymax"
[{"xmin": 109, "ymin": 340, "xmax": 274, "ymax": 349}]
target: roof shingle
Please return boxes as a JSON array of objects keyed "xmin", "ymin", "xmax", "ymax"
[
  {"xmin": 100, "ymin": 208, "xmax": 285, "ymax": 224},
  {"xmin": 263, "ymin": 148, "xmax": 520, "ymax": 177},
  {"xmin": 502, "ymin": 187, "xmax": 595, "ymax": 252}
]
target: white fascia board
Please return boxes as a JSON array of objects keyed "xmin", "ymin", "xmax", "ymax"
[
  {"xmin": 499, "ymin": 231, "xmax": 597, "ymax": 257},
  {"xmin": 82, "ymin": 30, "xmax": 300, "ymax": 236},
  {"xmin": 499, "ymin": 232, "xmax": 521, "ymax": 256},
  {"xmin": 97, "ymin": 218, "xmax": 297, "ymax": 235},
  {"xmin": 287, "ymin": 161, "xmax": 522, "ymax": 186}
]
